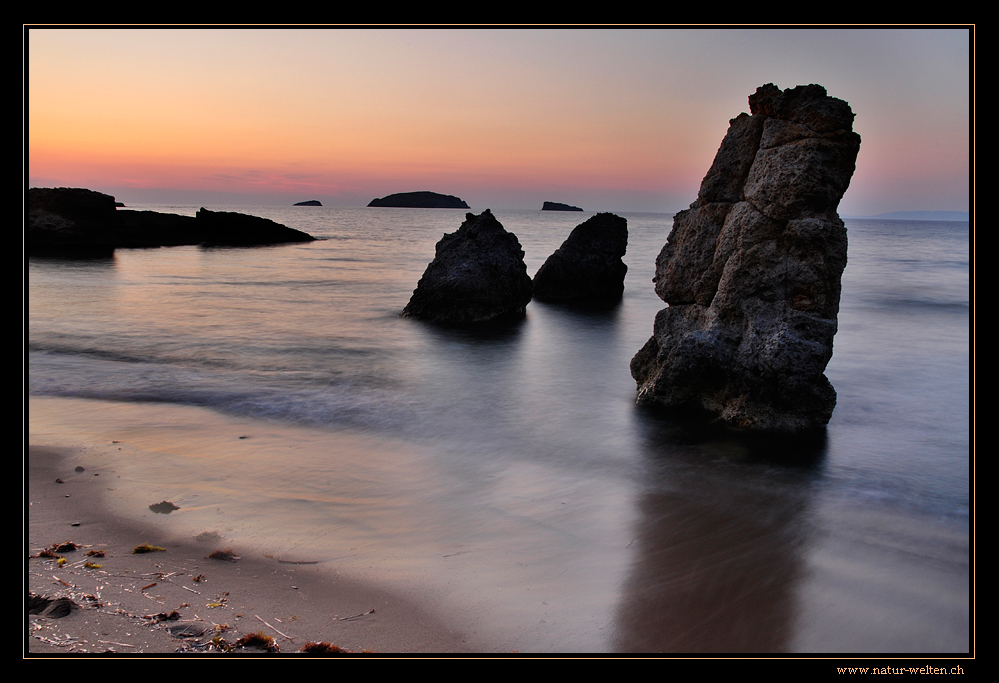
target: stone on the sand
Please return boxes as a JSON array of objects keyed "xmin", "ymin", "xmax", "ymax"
[
  {"xmin": 149, "ymin": 500, "xmax": 180, "ymax": 514},
  {"xmin": 532, "ymin": 212, "xmax": 628, "ymax": 302},
  {"xmin": 631, "ymin": 84, "xmax": 860, "ymax": 432},
  {"xmin": 402, "ymin": 209, "xmax": 533, "ymax": 324}
]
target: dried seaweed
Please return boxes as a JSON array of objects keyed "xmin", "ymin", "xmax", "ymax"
[
  {"xmin": 234, "ymin": 631, "xmax": 279, "ymax": 652},
  {"xmin": 207, "ymin": 548, "xmax": 240, "ymax": 562},
  {"xmin": 132, "ymin": 543, "xmax": 166, "ymax": 554}
]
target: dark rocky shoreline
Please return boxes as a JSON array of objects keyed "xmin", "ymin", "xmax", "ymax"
[{"xmin": 28, "ymin": 187, "xmax": 315, "ymax": 257}]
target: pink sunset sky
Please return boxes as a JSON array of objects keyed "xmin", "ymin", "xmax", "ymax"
[{"xmin": 26, "ymin": 27, "xmax": 971, "ymax": 215}]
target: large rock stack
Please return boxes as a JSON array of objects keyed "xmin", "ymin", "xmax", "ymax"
[
  {"xmin": 402, "ymin": 209, "xmax": 533, "ymax": 324},
  {"xmin": 631, "ymin": 84, "xmax": 861, "ymax": 431}
]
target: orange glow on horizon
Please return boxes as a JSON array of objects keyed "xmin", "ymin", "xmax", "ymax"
[{"xmin": 27, "ymin": 28, "xmax": 969, "ymax": 213}]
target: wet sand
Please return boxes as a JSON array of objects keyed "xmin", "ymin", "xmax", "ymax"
[
  {"xmin": 27, "ymin": 444, "xmax": 476, "ymax": 655},
  {"xmin": 26, "ymin": 396, "xmax": 971, "ymax": 657}
]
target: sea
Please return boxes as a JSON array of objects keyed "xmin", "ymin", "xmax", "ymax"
[{"xmin": 27, "ymin": 205, "xmax": 971, "ymax": 653}]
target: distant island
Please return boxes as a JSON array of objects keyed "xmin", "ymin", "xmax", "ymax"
[
  {"xmin": 294, "ymin": 200, "xmax": 322, "ymax": 206},
  {"xmin": 368, "ymin": 191, "xmax": 470, "ymax": 209},
  {"xmin": 542, "ymin": 201, "xmax": 583, "ymax": 212}
]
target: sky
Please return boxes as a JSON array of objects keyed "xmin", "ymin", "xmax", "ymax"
[{"xmin": 26, "ymin": 27, "xmax": 971, "ymax": 215}]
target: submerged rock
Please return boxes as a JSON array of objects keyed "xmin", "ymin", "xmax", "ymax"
[
  {"xmin": 533, "ymin": 212, "xmax": 628, "ymax": 302},
  {"xmin": 402, "ymin": 209, "xmax": 533, "ymax": 324},
  {"xmin": 368, "ymin": 191, "xmax": 470, "ymax": 209},
  {"xmin": 631, "ymin": 84, "xmax": 860, "ymax": 432}
]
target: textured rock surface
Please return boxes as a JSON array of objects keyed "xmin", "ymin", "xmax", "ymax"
[
  {"xmin": 402, "ymin": 209, "xmax": 533, "ymax": 324},
  {"xmin": 368, "ymin": 191, "xmax": 470, "ymax": 209},
  {"xmin": 631, "ymin": 84, "xmax": 860, "ymax": 431},
  {"xmin": 533, "ymin": 213, "xmax": 628, "ymax": 302}
]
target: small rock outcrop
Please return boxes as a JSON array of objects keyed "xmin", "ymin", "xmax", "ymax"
[
  {"xmin": 533, "ymin": 213, "xmax": 628, "ymax": 302},
  {"xmin": 28, "ymin": 188, "xmax": 316, "ymax": 255},
  {"xmin": 402, "ymin": 209, "xmax": 533, "ymax": 324},
  {"xmin": 368, "ymin": 191, "xmax": 470, "ymax": 209},
  {"xmin": 631, "ymin": 84, "xmax": 861, "ymax": 432},
  {"xmin": 294, "ymin": 199, "xmax": 322, "ymax": 206},
  {"xmin": 193, "ymin": 208, "xmax": 315, "ymax": 247},
  {"xmin": 542, "ymin": 201, "xmax": 583, "ymax": 212}
]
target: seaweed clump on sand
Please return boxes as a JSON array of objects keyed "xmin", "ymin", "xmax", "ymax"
[
  {"xmin": 235, "ymin": 631, "xmax": 280, "ymax": 652},
  {"xmin": 132, "ymin": 543, "xmax": 166, "ymax": 554}
]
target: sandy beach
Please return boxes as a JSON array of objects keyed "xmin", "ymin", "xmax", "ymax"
[{"xmin": 26, "ymin": 442, "xmax": 476, "ymax": 655}]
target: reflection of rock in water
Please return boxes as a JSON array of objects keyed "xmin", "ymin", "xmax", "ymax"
[{"xmin": 614, "ymin": 411, "xmax": 824, "ymax": 653}]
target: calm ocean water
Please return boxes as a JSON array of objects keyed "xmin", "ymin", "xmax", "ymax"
[{"xmin": 27, "ymin": 206, "xmax": 970, "ymax": 653}]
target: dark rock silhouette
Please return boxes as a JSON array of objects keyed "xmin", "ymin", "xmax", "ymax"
[
  {"xmin": 118, "ymin": 209, "xmax": 201, "ymax": 247},
  {"xmin": 402, "ymin": 209, "xmax": 533, "ymax": 324},
  {"xmin": 294, "ymin": 199, "xmax": 322, "ymax": 206},
  {"xmin": 631, "ymin": 84, "xmax": 861, "ymax": 432},
  {"xmin": 368, "ymin": 191, "xmax": 470, "ymax": 209},
  {"xmin": 28, "ymin": 187, "xmax": 315, "ymax": 256},
  {"xmin": 28, "ymin": 187, "xmax": 123, "ymax": 257},
  {"xmin": 193, "ymin": 208, "xmax": 315, "ymax": 247},
  {"xmin": 533, "ymin": 213, "xmax": 628, "ymax": 302},
  {"xmin": 542, "ymin": 201, "xmax": 583, "ymax": 212}
]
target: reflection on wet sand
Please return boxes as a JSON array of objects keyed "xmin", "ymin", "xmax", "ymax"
[{"xmin": 614, "ymin": 409, "xmax": 824, "ymax": 652}]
